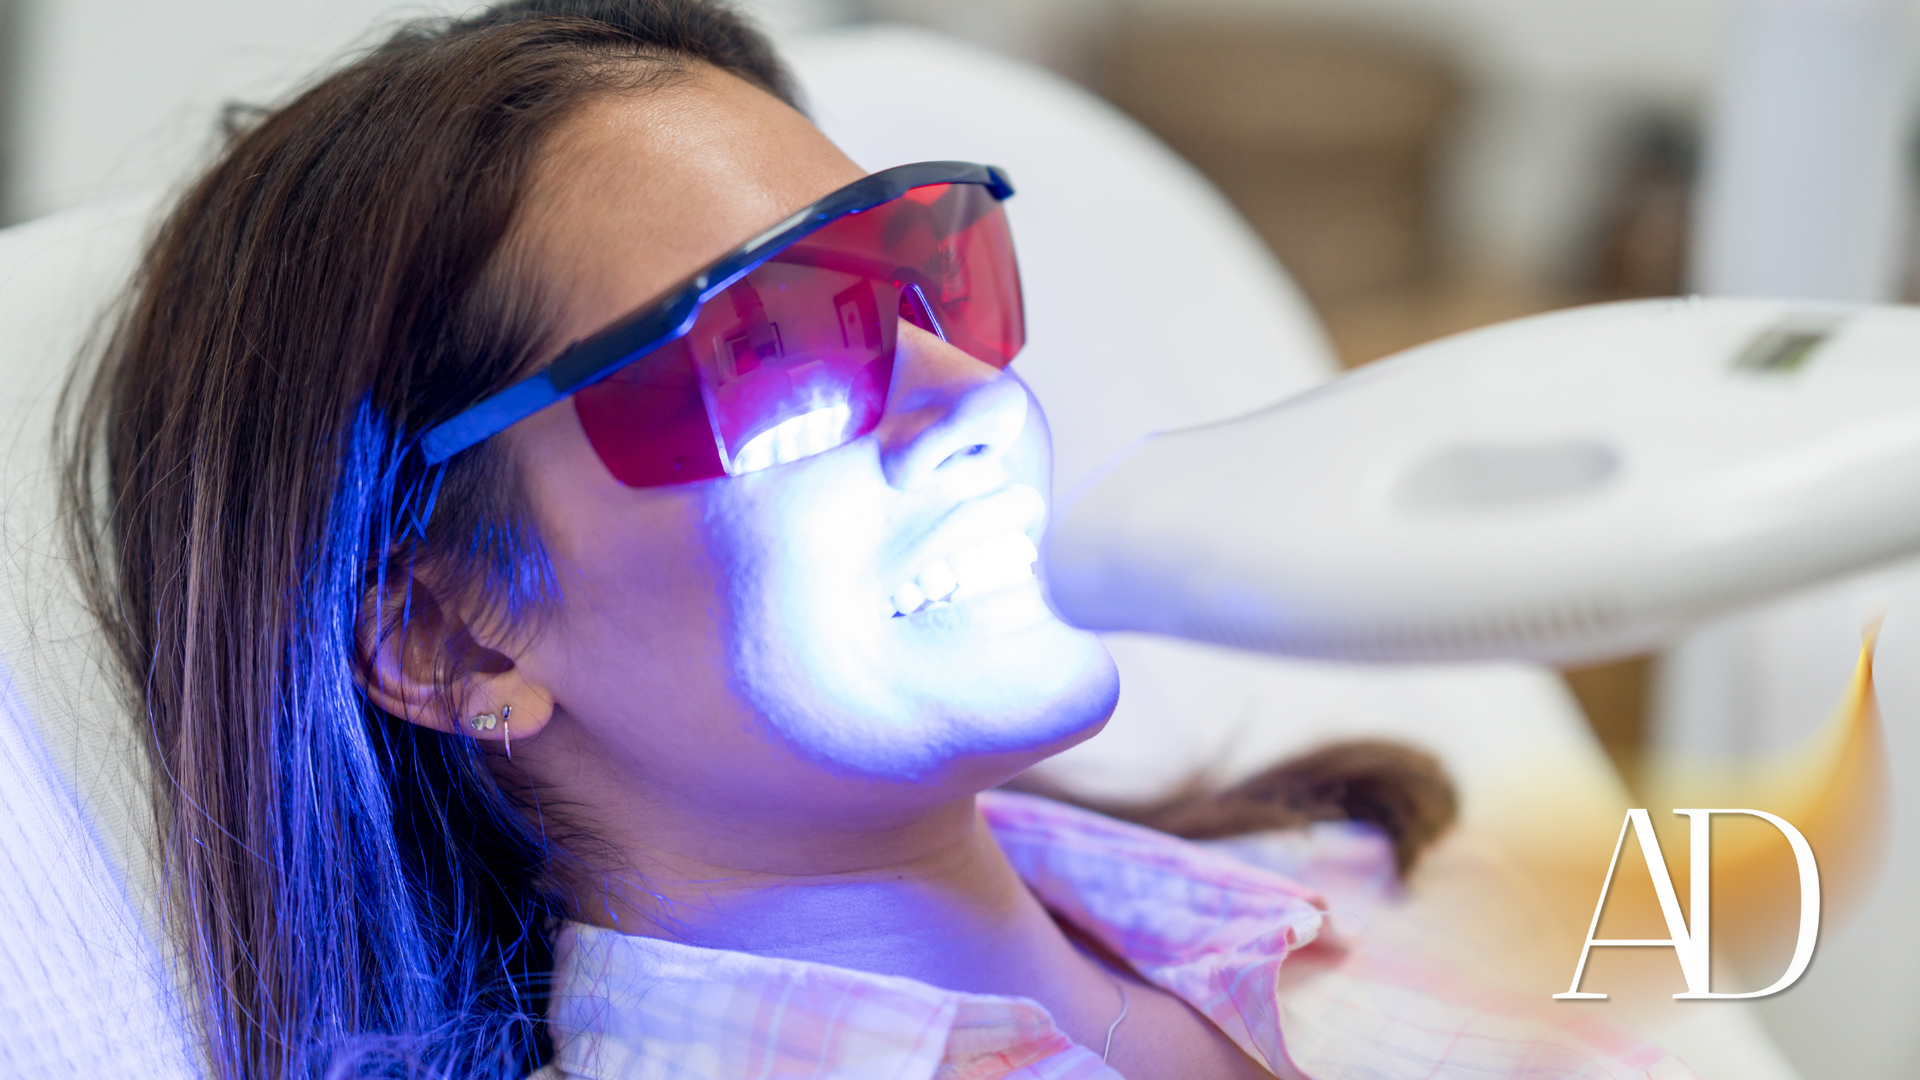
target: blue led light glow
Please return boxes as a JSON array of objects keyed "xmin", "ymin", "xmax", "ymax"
[{"xmin": 732, "ymin": 402, "xmax": 854, "ymax": 474}]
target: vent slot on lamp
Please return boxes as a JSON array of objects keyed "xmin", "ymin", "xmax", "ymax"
[
  {"xmin": 1179, "ymin": 595, "xmax": 1627, "ymax": 661},
  {"xmin": 1733, "ymin": 315, "xmax": 1845, "ymax": 374}
]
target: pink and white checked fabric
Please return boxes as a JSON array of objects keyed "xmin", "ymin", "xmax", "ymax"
[{"xmin": 543, "ymin": 792, "xmax": 1694, "ymax": 1080}]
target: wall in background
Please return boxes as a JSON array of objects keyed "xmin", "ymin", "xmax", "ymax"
[
  {"xmin": 0, "ymin": 0, "xmax": 18, "ymax": 223},
  {"xmin": 867, "ymin": 0, "xmax": 1920, "ymax": 290},
  {"xmin": 868, "ymin": 0, "xmax": 1743, "ymax": 285},
  {"xmin": 7, "ymin": 0, "xmax": 423, "ymax": 222},
  {"xmin": 11, "ymin": 0, "xmax": 1920, "ymax": 278},
  {"xmin": 0, "ymin": 0, "xmax": 851, "ymax": 224}
]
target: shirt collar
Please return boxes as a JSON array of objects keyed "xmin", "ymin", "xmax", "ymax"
[{"xmin": 547, "ymin": 790, "xmax": 1331, "ymax": 1079}]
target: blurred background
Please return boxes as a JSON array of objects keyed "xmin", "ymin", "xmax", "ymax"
[{"xmin": 4, "ymin": 1, "xmax": 1919, "ymax": 1073}]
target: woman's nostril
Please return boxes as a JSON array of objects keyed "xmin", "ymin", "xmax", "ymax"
[
  {"xmin": 882, "ymin": 367, "xmax": 1029, "ymax": 488},
  {"xmin": 937, "ymin": 444, "xmax": 993, "ymax": 471}
]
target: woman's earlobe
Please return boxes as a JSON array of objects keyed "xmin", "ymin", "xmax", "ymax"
[{"xmin": 454, "ymin": 684, "xmax": 555, "ymax": 757}]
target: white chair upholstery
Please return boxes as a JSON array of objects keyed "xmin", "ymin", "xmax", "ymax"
[
  {"xmin": 0, "ymin": 195, "xmax": 199, "ymax": 1077},
  {"xmin": 0, "ymin": 24, "xmax": 1796, "ymax": 1079}
]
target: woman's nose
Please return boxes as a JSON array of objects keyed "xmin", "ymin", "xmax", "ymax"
[{"xmin": 876, "ymin": 323, "xmax": 1030, "ymax": 489}]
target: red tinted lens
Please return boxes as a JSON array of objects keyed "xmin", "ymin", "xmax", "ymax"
[
  {"xmin": 901, "ymin": 183, "xmax": 1024, "ymax": 367},
  {"xmin": 792, "ymin": 183, "xmax": 1024, "ymax": 367},
  {"xmin": 573, "ymin": 181, "xmax": 1024, "ymax": 487},
  {"xmin": 687, "ymin": 261, "xmax": 901, "ymax": 474},
  {"xmin": 572, "ymin": 338, "xmax": 725, "ymax": 487}
]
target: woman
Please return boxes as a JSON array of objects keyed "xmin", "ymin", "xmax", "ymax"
[{"xmin": 65, "ymin": 3, "xmax": 1678, "ymax": 1079}]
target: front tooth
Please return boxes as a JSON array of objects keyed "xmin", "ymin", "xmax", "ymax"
[
  {"xmin": 916, "ymin": 560, "xmax": 958, "ymax": 604},
  {"xmin": 891, "ymin": 580, "xmax": 926, "ymax": 616}
]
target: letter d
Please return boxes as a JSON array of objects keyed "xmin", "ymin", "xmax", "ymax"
[{"xmin": 1672, "ymin": 809, "xmax": 1821, "ymax": 999}]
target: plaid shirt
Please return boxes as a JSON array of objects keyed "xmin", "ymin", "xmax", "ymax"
[{"xmin": 541, "ymin": 792, "xmax": 1694, "ymax": 1079}]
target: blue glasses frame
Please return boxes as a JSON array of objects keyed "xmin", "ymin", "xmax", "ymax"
[{"xmin": 419, "ymin": 160, "xmax": 1016, "ymax": 466}]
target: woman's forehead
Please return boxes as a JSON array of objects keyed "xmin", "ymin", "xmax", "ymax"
[{"xmin": 513, "ymin": 65, "xmax": 865, "ymax": 346}]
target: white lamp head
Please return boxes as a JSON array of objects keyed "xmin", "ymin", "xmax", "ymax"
[{"xmin": 1044, "ymin": 298, "xmax": 1920, "ymax": 666}]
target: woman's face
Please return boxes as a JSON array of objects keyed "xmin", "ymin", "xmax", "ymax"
[{"xmin": 494, "ymin": 66, "xmax": 1118, "ymax": 818}]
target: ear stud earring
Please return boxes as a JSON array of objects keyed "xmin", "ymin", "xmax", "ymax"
[{"xmin": 469, "ymin": 704, "xmax": 514, "ymax": 758}]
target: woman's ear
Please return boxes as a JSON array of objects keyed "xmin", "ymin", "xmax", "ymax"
[{"xmin": 359, "ymin": 574, "xmax": 553, "ymax": 751}]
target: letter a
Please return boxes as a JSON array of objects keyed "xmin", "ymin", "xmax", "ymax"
[{"xmin": 1553, "ymin": 808, "xmax": 1820, "ymax": 1000}]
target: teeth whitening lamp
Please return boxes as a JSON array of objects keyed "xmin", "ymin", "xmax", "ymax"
[{"xmin": 1044, "ymin": 297, "xmax": 1920, "ymax": 666}]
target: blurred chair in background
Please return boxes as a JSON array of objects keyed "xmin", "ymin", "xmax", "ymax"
[
  {"xmin": 1089, "ymin": 10, "xmax": 1580, "ymax": 373},
  {"xmin": 1587, "ymin": 113, "xmax": 1698, "ymax": 302},
  {"xmin": 0, "ymin": 193, "xmax": 197, "ymax": 1080},
  {"xmin": 1099, "ymin": 18, "xmax": 1458, "ymax": 313}
]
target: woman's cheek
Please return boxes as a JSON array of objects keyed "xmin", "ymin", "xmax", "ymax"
[{"xmin": 698, "ymin": 459, "xmax": 931, "ymax": 769}]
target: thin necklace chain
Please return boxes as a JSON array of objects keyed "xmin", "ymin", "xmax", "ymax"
[{"xmin": 1100, "ymin": 970, "xmax": 1131, "ymax": 1063}]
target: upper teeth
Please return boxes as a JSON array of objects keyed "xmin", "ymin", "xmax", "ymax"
[{"xmin": 888, "ymin": 532, "xmax": 1038, "ymax": 617}]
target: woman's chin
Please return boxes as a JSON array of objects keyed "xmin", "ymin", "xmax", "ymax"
[{"xmin": 792, "ymin": 637, "xmax": 1120, "ymax": 784}]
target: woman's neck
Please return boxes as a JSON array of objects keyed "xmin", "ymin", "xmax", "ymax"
[
  {"xmin": 547, "ymin": 777, "xmax": 1283, "ymax": 1079},
  {"xmin": 570, "ymin": 793, "xmax": 1089, "ymax": 997}
]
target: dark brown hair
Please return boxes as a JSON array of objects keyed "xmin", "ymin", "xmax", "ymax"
[
  {"xmin": 62, "ymin": 4, "xmax": 792, "ymax": 1078},
  {"xmin": 1018, "ymin": 739, "xmax": 1457, "ymax": 877}
]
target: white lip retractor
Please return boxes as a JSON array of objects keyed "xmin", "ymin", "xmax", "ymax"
[{"xmin": 1043, "ymin": 297, "xmax": 1920, "ymax": 666}]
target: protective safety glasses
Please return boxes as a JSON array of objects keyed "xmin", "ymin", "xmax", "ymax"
[{"xmin": 420, "ymin": 161, "xmax": 1024, "ymax": 486}]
